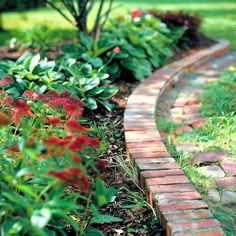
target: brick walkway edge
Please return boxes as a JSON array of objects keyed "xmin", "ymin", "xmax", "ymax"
[{"xmin": 124, "ymin": 40, "xmax": 231, "ymax": 236}]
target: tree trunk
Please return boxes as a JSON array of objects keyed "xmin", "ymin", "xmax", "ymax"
[{"xmin": 0, "ymin": 12, "xmax": 4, "ymax": 32}]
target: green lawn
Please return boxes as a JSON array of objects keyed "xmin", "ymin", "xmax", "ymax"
[{"xmin": 1, "ymin": 0, "xmax": 236, "ymax": 49}]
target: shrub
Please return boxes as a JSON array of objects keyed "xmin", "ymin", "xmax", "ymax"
[
  {"xmin": 148, "ymin": 10, "xmax": 204, "ymax": 48},
  {"xmin": 9, "ymin": 24, "xmax": 63, "ymax": 54},
  {"xmin": 0, "ymin": 87, "xmax": 120, "ymax": 235},
  {"xmin": 100, "ymin": 10, "xmax": 185, "ymax": 81}
]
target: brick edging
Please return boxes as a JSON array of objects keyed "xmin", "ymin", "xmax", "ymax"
[{"xmin": 124, "ymin": 40, "xmax": 231, "ymax": 236}]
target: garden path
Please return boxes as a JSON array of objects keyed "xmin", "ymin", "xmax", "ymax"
[
  {"xmin": 155, "ymin": 51, "xmax": 236, "ymax": 235},
  {"xmin": 156, "ymin": 51, "xmax": 236, "ymax": 202},
  {"xmin": 124, "ymin": 40, "xmax": 235, "ymax": 235}
]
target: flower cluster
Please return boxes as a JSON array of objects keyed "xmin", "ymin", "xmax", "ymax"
[{"xmin": 0, "ymin": 86, "xmax": 102, "ymax": 193}]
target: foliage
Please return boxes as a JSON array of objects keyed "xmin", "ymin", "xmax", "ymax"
[
  {"xmin": 0, "ymin": 87, "xmax": 121, "ymax": 235},
  {"xmin": 0, "ymin": 53, "xmax": 118, "ymax": 111},
  {"xmin": 100, "ymin": 10, "xmax": 185, "ymax": 81},
  {"xmin": 149, "ymin": 10, "xmax": 210, "ymax": 48},
  {"xmin": 9, "ymin": 24, "xmax": 62, "ymax": 53},
  {"xmin": 43, "ymin": 0, "xmax": 114, "ymax": 40},
  {"xmin": 200, "ymin": 66, "xmax": 236, "ymax": 117}
]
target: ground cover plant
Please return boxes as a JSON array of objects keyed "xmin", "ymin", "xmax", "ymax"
[{"xmin": 0, "ymin": 82, "xmax": 124, "ymax": 235}]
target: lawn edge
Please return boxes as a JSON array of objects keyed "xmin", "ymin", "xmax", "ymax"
[{"xmin": 124, "ymin": 39, "xmax": 230, "ymax": 236}]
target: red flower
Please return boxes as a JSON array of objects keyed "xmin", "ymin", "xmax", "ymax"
[
  {"xmin": 45, "ymin": 117, "xmax": 62, "ymax": 126},
  {"xmin": 113, "ymin": 47, "xmax": 120, "ymax": 54},
  {"xmin": 131, "ymin": 10, "xmax": 143, "ymax": 19},
  {"xmin": 23, "ymin": 90, "xmax": 39, "ymax": 101},
  {"xmin": 0, "ymin": 76, "xmax": 13, "ymax": 86},
  {"xmin": 48, "ymin": 98, "xmax": 67, "ymax": 109},
  {"xmin": 73, "ymin": 155, "xmax": 82, "ymax": 163},
  {"xmin": 65, "ymin": 103, "xmax": 83, "ymax": 117},
  {"xmin": 13, "ymin": 99, "xmax": 34, "ymax": 124},
  {"xmin": 59, "ymin": 90, "xmax": 70, "ymax": 98},
  {"xmin": 42, "ymin": 136, "xmax": 66, "ymax": 147},
  {"xmin": 69, "ymin": 135, "xmax": 89, "ymax": 151},
  {"xmin": 45, "ymin": 90, "xmax": 59, "ymax": 100},
  {"xmin": 3, "ymin": 96, "xmax": 13, "ymax": 106},
  {"xmin": 66, "ymin": 118, "xmax": 88, "ymax": 133},
  {"xmin": 96, "ymin": 160, "xmax": 107, "ymax": 170},
  {"xmin": 48, "ymin": 167, "xmax": 90, "ymax": 193},
  {"xmin": 7, "ymin": 146, "xmax": 20, "ymax": 153},
  {"xmin": 87, "ymin": 138, "xmax": 101, "ymax": 148}
]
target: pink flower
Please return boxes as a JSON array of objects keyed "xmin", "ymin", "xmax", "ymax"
[
  {"xmin": 113, "ymin": 46, "xmax": 120, "ymax": 54},
  {"xmin": 131, "ymin": 10, "xmax": 143, "ymax": 19}
]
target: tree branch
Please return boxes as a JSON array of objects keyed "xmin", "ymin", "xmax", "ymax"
[{"xmin": 44, "ymin": 0, "xmax": 73, "ymax": 25}]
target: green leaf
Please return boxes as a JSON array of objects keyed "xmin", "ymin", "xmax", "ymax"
[
  {"xmin": 132, "ymin": 71, "xmax": 145, "ymax": 82},
  {"xmin": 16, "ymin": 184, "xmax": 37, "ymax": 198},
  {"xmin": 98, "ymin": 86, "xmax": 119, "ymax": 100},
  {"xmin": 84, "ymin": 97, "xmax": 97, "ymax": 110},
  {"xmin": 1, "ymin": 219, "xmax": 23, "ymax": 235},
  {"xmin": 82, "ymin": 53, "xmax": 92, "ymax": 62},
  {"xmin": 86, "ymin": 228, "xmax": 104, "ymax": 236},
  {"xmin": 120, "ymin": 58, "xmax": 138, "ymax": 72},
  {"xmin": 97, "ymin": 100, "xmax": 114, "ymax": 112},
  {"xmin": 82, "ymin": 78, "xmax": 100, "ymax": 92},
  {"xmin": 91, "ymin": 58, "xmax": 103, "ymax": 68},
  {"xmin": 90, "ymin": 215, "xmax": 122, "ymax": 224},
  {"xmin": 79, "ymin": 32, "xmax": 93, "ymax": 51},
  {"xmin": 29, "ymin": 54, "xmax": 41, "ymax": 72},
  {"xmin": 87, "ymin": 87, "xmax": 104, "ymax": 96},
  {"xmin": 31, "ymin": 208, "xmax": 52, "ymax": 228},
  {"xmin": 120, "ymin": 204, "xmax": 137, "ymax": 209},
  {"xmin": 16, "ymin": 77, "xmax": 28, "ymax": 91}
]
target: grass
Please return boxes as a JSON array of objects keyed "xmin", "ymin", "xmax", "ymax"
[
  {"xmin": 1, "ymin": 0, "xmax": 236, "ymax": 48},
  {"xmin": 159, "ymin": 68, "xmax": 236, "ymax": 235}
]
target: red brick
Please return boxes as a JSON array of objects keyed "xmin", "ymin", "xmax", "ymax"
[
  {"xmin": 214, "ymin": 177, "xmax": 236, "ymax": 190},
  {"xmin": 156, "ymin": 191, "xmax": 202, "ymax": 204},
  {"xmin": 158, "ymin": 200, "xmax": 208, "ymax": 213},
  {"xmin": 146, "ymin": 175, "xmax": 189, "ymax": 190},
  {"xmin": 174, "ymin": 228, "xmax": 226, "ymax": 236},
  {"xmin": 138, "ymin": 163, "xmax": 180, "ymax": 171},
  {"xmin": 127, "ymin": 141, "xmax": 165, "ymax": 149},
  {"xmin": 149, "ymin": 184, "xmax": 196, "ymax": 205},
  {"xmin": 166, "ymin": 219, "xmax": 221, "ymax": 236},
  {"xmin": 129, "ymin": 146, "xmax": 167, "ymax": 154},
  {"xmin": 135, "ymin": 157, "xmax": 175, "ymax": 164},
  {"xmin": 187, "ymin": 98, "xmax": 200, "ymax": 105},
  {"xmin": 150, "ymin": 183, "xmax": 196, "ymax": 194},
  {"xmin": 191, "ymin": 120, "xmax": 204, "ymax": 129},
  {"xmin": 175, "ymin": 125, "xmax": 193, "ymax": 134},
  {"xmin": 184, "ymin": 106, "xmax": 201, "ymax": 115},
  {"xmin": 140, "ymin": 169, "xmax": 184, "ymax": 188},
  {"xmin": 130, "ymin": 151, "xmax": 171, "ymax": 159},
  {"xmin": 162, "ymin": 209, "xmax": 212, "ymax": 224},
  {"xmin": 220, "ymin": 161, "xmax": 236, "ymax": 176},
  {"xmin": 173, "ymin": 98, "xmax": 188, "ymax": 107},
  {"xmin": 124, "ymin": 123, "xmax": 157, "ymax": 131},
  {"xmin": 125, "ymin": 130, "xmax": 161, "ymax": 143}
]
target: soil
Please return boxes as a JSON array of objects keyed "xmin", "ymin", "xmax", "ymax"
[{"xmin": 0, "ymin": 35, "xmax": 215, "ymax": 236}]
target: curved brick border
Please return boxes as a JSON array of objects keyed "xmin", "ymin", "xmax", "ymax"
[{"xmin": 124, "ymin": 40, "xmax": 231, "ymax": 236}]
